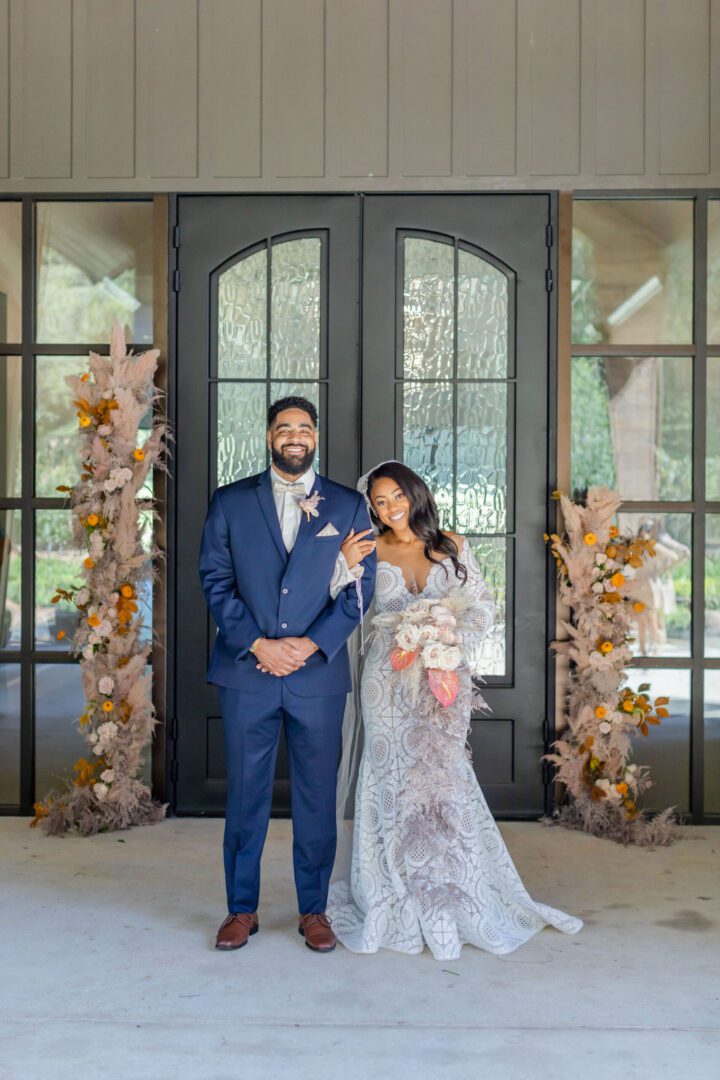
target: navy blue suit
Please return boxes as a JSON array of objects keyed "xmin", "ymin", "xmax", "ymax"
[{"xmin": 198, "ymin": 468, "xmax": 376, "ymax": 914}]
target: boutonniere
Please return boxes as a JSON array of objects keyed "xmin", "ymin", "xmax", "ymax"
[{"xmin": 298, "ymin": 490, "xmax": 325, "ymax": 522}]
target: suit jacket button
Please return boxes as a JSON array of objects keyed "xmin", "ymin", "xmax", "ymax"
[
  {"xmin": 281, "ymin": 623, "xmax": 288, "ymax": 629},
  {"xmin": 282, "ymin": 588, "xmax": 289, "ymax": 594}
]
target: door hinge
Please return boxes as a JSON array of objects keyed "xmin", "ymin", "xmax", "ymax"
[
  {"xmin": 545, "ymin": 268, "xmax": 554, "ymax": 292},
  {"xmin": 546, "ymin": 223, "xmax": 553, "ymax": 248},
  {"xmin": 170, "ymin": 759, "xmax": 179, "ymax": 781},
  {"xmin": 173, "ymin": 269, "xmax": 181, "ymax": 293},
  {"xmin": 173, "ymin": 224, "xmax": 181, "ymax": 249}
]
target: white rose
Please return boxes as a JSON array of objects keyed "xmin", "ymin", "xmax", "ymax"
[
  {"xmin": 98, "ymin": 720, "xmax": 118, "ymax": 740},
  {"xmin": 437, "ymin": 626, "xmax": 456, "ymax": 644},
  {"xmin": 97, "ymin": 424, "xmax": 112, "ymax": 436},
  {"xmin": 595, "ymin": 778, "xmax": 611, "ymax": 791},
  {"xmin": 83, "ymin": 645, "xmax": 95, "ymax": 660},
  {"xmin": 87, "ymin": 732, "xmax": 98, "ymax": 744},
  {"xmin": 98, "ymin": 676, "xmax": 114, "ymax": 695},
  {"xmin": 437, "ymin": 645, "xmax": 462, "ymax": 671},
  {"xmin": 591, "ymin": 582, "xmax": 604, "ymax": 594},
  {"xmin": 75, "ymin": 588, "xmax": 90, "ymax": 606},
  {"xmin": 100, "ymin": 769, "xmax": 114, "ymax": 783},
  {"xmin": 92, "ymin": 744, "xmax": 103, "ymax": 756},
  {"xmin": 598, "ymin": 721, "xmax": 611, "ymax": 734},
  {"xmin": 396, "ymin": 624, "xmax": 422, "ymax": 652},
  {"xmin": 94, "ymin": 782, "xmax": 108, "ymax": 800},
  {"xmin": 419, "ymin": 624, "xmax": 440, "ymax": 643},
  {"xmin": 595, "ymin": 553, "xmax": 607, "ymax": 565},
  {"xmin": 96, "ymin": 620, "xmax": 113, "ymax": 637},
  {"xmin": 422, "ymin": 643, "xmax": 462, "ymax": 671}
]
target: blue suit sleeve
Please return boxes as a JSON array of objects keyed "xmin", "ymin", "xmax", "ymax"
[
  {"xmin": 305, "ymin": 494, "xmax": 377, "ymax": 663},
  {"xmin": 198, "ymin": 488, "xmax": 263, "ymax": 662}
]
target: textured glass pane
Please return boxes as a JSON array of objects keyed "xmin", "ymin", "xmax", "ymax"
[
  {"xmin": 457, "ymin": 250, "xmax": 508, "ymax": 378},
  {"xmin": 0, "ymin": 203, "xmax": 22, "ymax": 342},
  {"xmin": 271, "ymin": 239, "xmax": 321, "ymax": 379},
  {"xmin": 403, "ymin": 238, "xmax": 454, "ymax": 379},
  {"xmin": 403, "ymin": 381, "xmax": 453, "ymax": 528},
  {"xmin": 1, "ymin": 509, "xmax": 21, "ymax": 649},
  {"xmin": 571, "ymin": 356, "xmax": 692, "ymax": 501},
  {"xmin": 705, "ymin": 515, "xmax": 720, "ymax": 658},
  {"xmin": 709, "ymin": 201, "xmax": 720, "ymax": 343},
  {"xmin": 707, "ymin": 357, "xmax": 720, "ymax": 499},
  {"xmin": 36, "ymin": 202, "xmax": 153, "ymax": 344},
  {"xmin": 35, "ymin": 662, "xmax": 86, "ymax": 799},
  {"xmin": 218, "ymin": 248, "xmax": 267, "ymax": 378},
  {"xmin": 572, "ymin": 200, "xmax": 693, "ymax": 345},
  {"xmin": 457, "ymin": 383, "xmax": 507, "ymax": 534},
  {"xmin": 624, "ymin": 668, "xmax": 689, "ymax": 814},
  {"xmin": 35, "ymin": 356, "xmax": 85, "ymax": 497},
  {"xmin": 1, "ymin": 355, "xmax": 22, "ymax": 497},
  {"xmin": 272, "ymin": 381, "xmax": 321, "ymax": 471},
  {"xmin": 35, "ymin": 511, "xmax": 84, "ymax": 650},
  {"xmin": 217, "ymin": 382, "xmax": 266, "ymax": 486},
  {"xmin": 616, "ymin": 512, "xmax": 691, "ymax": 659},
  {"xmin": 469, "ymin": 537, "xmax": 506, "ymax": 678},
  {"xmin": 0, "ymin": 664, "xmax": 20, "ymax": 804},
  {"xmin": 704, "ymin": 671, "xmax": 720, "ymax": 813}
]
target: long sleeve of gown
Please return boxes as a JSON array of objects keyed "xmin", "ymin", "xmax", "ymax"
[
  {"xmin": 459, "ymin": 541, "xmax": 495, "ymax": 675},
  {"xmin": 329, "ymin": 551, "xmax": 364, "ymax": 600}
]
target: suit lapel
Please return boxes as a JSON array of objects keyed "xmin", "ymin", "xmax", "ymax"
[
  {"xmin": 255, "ymin": 468, "xmax": 288, "ymax": 563},
  {"xmin": 286, "ymin": 473, "xmax": 328, "ymax": 570}
]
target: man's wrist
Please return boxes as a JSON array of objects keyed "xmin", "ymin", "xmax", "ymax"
[{"xmin": 248, "ymin": 636, "xmax": 264, "ymax": 655}]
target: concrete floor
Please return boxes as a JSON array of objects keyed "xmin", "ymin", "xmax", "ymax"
[{"xmin": 1, "ymin": 818, "xmax": 718, "ymax": 1080}]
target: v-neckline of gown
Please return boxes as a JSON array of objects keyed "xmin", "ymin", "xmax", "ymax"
[{"xmin": 377, "ymin": 556, "xmax": 448, "ymax": 597}]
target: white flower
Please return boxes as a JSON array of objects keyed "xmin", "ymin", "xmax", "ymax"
[
  {"xmin": 102, "ymin": 390, "xmax": 114, "ymax": 400},
  {"xmin": 87, "ymin": 732, "xmax": 98, "ymax": 744},
  {"xmin": 110, "ymin": 592, "xmax": 119, "ymax": 603},
  {"xmin": 591, "ymin": 582, "xmax": 604, "ymax": 594},
  {"xmin": 396, "ymin": 624, "xmax": 422, "ymax": 652},
  {"xmin": 100, "ymin": 769, "xmax": 115, "ymax": 783},
  {"xmin": 431, "ymin": 606, "xmax": 456, "ymax": 628},
  {"xmin": 83, "ymin": 645, "xmax": 95, "ymax": 660},
  {"xmin": 96, "ymin": 620, "xmax": 113, "ymax": 638},
  {"xmin": 98, "ymin": 676, "xmax": 114, "ymax": 695},
  {"xmin": 75, "ymin": 588, "xmax": 90, "ymax": 606},
  {"xmin": 92, "ymin": 744, "xmax": 103, "ymax": 756},
  {"xmin": 97, "ymin": 424, "xmax": 112, "ymax": 436},
  {"xmin": 437, "ymin": 626, "xmax": 457, "ymax": 644},
  {"xmin": 93, "ymin": 782, "xmax": 109, "ymax": 800},
  {"xmin": 595, "ymin": 553, "xmax": 607, "ymax": 565},
  {"xmin": 98, "ymin": 720, "xmax": 118, "ymax": 740},
  {"xmin": 88, "ymin": 633, "xmax": 100, "ymax": 645},
  {"xmin": 625, "ymin": 763, "xmax": 638, "ymax": 774},
  {"xmin": 103, "ymin": 466, "xmax": 133, "ymax": 494},
  {"xmin": 598, "ymin": 721, "xmax": 612, "ymax": 734},
  {"xmin": 422, "ymin": 642, "xmax": 462, "ymax": 671},
  {"xmin": 596, "ymin": 778, "xmax": 611, "ymax": 791}
]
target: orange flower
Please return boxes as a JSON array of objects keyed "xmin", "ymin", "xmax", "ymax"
[
  {"xmin": 594, "ymin": 706, "xmax": 607, "ymax": 719},
  {"xmin": 102, "ymin": 701, "xmax": 114, "ymax": 713},
  {"xmin": 87, "ymin": 514, "xmax": 99, "ymax": 527},
  {"xmin": 609, "ymin": 526, "xmax": 619, "ymax": 538},
  {"xmin": 120, "ymin": 584, "xmax": 134, "ymax": 598},
  {"xmin": 133, "ymin": 448, "xmax": 145, "ymax": 461},
  {"xmin": 616, "ymin": 782, "xmax": 629, "ymax": 795},
  {"xmin": 583, "ymin": 532, "xmax": 597, "ymax": 546},
  {"xmin": 599, "ymin": 641, "xmax": 614, "ymax": 654},
  {"xmin": 81, "ymin": 372, "xmax": 90, "ymax": 382},
  {"xmin": 84, "ymin": 557, "xmax": 95, "ymax": 570},
  {"xmin": 633, "ymin": 601, "xmax": 645, "ymax": 613},
  {"xmin": 56, "ymin": 630, "xmax": 66, "ymax": 640},
  {"xmin": 606, "ymin": 544, "xmax": 617, "ymax": 558},
  {"xmin": 623, "ymin": 699, "xmax": 635, "ymax": 712},
  {"xmin": 78, "ymin": 415, "xmax": 92, "ymax": 428},
  {"xmin": 87, "ymin": 614, "xmax": 100, "ymax": 628},
  {"xmin": 610, "ymin": 572, "xmax": 625, "ymax": 588}
]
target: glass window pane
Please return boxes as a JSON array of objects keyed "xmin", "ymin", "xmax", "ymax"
[
  {"xmin": 271, "ymin": 238, "xmax": 321, "ymax": 380},
  {"xmin": 457, "ymin": 383, "xmax": 507, "ymax": 534},
  {"xmin": 218, "ymin": 247, "xmax": 267, "ymax": 379},
  {"xmin": 709, "ymin": 201, "xmax": 720, "ymax": 344},
  {"xmin": 469, "ymin": 537, "xmax": 507, "ymax": 677},
  {"xmin": 35, "ymin": 356, "xmax": 85, "ymax": 497},
  {"xmin": 616, "ymin": 512, "xmax": 691, "ymax": 659},
  {"xmin": 625, "ymin": 667, "xmax": 689, "ymax": 814},
  {"xmin": 271, "ymin": 381, "xmax": 321, "ymax": 472},
  {"xmin": 1, "ymin": 509, "xmax": 21, "ymax": 649},
  {"xmin": 1, "ymin": 355, "xmax": 22, "ymax": 497},
  {"xmin": 571, "ymin": 356, "xmax": 692, "ymax": 501},
  {"xmin": 457, "ymin": 249, "xmax": 508, "ymax": 379},
  {"xmin": 403, "ymin": 381, "xmax": 454, "ymax": 528},
  {"xmin": 705, "ymin": 515, "xmax": 720, "ymax": 658},
  {"xmin": 0, "ymin": 664, "xmax": 20, "ymax": 804},
  {"xmin": 0, "ymin": 202, "xmax": 22, "ymax": 342},
  {"xmin": 403, "ymin": 238, "xmax": 454, "ymax": 379},
  {"xmin": 707, "ymin": 357, "xmax": 720, "ymax": 499},
  {"xmin": 572, "ymin": 200, "xmax": 693, "ymax": 345},
  {"xmin": 216, "ymin": 382, "xmax": 267, "ymax": 486},
  {"xmin": 703, "ymin": 671, "xmax": 720, "ymax": 813},
  {"xmin": 36, "ymin": 202, "xmax": 153, "ymax": 344},
  {"xmin": 35, "ymin": 662, "xmax": 86, "ymax": 799},
  {"xmin": 35, "ymin": 510, "xmax": 84, "ymax": 650}
]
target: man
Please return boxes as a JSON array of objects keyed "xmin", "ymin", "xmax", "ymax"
[{"xmin": 198, "ymin": 396, "xmax": 376, "ymax": 953}]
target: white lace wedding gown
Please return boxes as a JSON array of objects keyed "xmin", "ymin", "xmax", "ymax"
[{"xmin": 327, "ymin": 540, "xmax": 583, "ymax": 960}]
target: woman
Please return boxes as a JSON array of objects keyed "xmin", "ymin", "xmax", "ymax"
[{"xmin": 327, "ymin": 460, "xmax": 583, "ymax": 960}]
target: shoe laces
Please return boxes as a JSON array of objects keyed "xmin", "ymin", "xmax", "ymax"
[{"xmin": 301, "ymin": 913, "xmax": 332, "ymax": 928}]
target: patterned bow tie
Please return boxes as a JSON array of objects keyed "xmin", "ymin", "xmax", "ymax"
[{"xmin": 272, "ymin": 478, "xmax": 307, "ymax": 497}]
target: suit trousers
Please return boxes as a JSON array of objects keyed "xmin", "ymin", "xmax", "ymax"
[{"xmin": 219, "ymin": 680, "xmax": 346, "ymax": 915}]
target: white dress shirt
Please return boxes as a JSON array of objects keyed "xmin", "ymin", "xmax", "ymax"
[{"xmin": 270, "ymin": 465, "xmax": 316, "ymax": 552}]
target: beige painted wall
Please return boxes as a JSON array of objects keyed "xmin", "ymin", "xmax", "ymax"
[{"xmin": 0, "ymin": 0, "xmax": 718, "ymax": 192}]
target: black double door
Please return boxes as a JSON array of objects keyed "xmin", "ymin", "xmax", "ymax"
[{"xmin": 174, "ymin": 194, "xmax": 556, "ymax": 818}]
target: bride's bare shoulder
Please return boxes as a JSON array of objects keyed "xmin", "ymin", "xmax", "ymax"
[{"xmin": 443, "ymin": 531, "xmax": 465, "ymax": 553}]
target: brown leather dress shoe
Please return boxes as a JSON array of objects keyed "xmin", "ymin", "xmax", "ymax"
[
  {"xmin": 215, "ymin": 912, "xmax": 259, "ymax": 950},
  {"xmin": 298, "ymin": 913, "xmax": 336, "ymax": 952}
]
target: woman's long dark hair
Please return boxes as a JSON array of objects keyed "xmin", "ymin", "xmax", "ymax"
[{"xmin": 366, "ymin": 461, "xmax": 467, "ymax": 584}]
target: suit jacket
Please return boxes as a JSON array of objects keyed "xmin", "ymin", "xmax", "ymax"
[{"xmin": 198, "ymin": 467, "xmax": 376, "ymax": 695}]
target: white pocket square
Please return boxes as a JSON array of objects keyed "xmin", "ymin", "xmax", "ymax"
[{"xmin": 316, "ymin": 522, "xmax": 339, "ymax": 537}]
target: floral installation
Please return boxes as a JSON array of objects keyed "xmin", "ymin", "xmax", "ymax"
[
  {"xmin": 542, "ymin": 485, "xmax": 681, "ymax": 846},
  {"xmin": 31, "ymin": 322, "xmax": 171, "ymax": 836},
  {"xmin": 372, "ymin": 588, "xmax": 492, "ymax": 906}
]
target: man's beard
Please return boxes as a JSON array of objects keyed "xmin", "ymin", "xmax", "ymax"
[{"xmin": 271, "ymin": 444, "xmax": 315, "ymax": 476}]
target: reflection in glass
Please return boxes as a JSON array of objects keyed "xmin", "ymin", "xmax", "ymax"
[
  {"xmin": 271, "ymin": 239, "xmax": 321, "ymax": 379},
  {"xmin": 0, "ymin": 509, "xmax": 21, "ymax": 649},
  {"xmin": 36, "ymin": 201, "xmax": 153, "ymax": 344},
  {"xmin": 1, "ymin": 355, "xmax": 22, "ymax": 497},
  {"xmin": 707, "ymin": 357, "xmax": 720, "ymax": 500},
  {"xmin": 457, "ymin": 383, "xmax": 507, "ymax": 534},
  {"xmin": 469, "ymin": 537, "xmax": 506, "ymax": 677},
  {"xmin": 572, "ymin": 200, "xmax": 693, "ymax": 345},
  {"xmin": 705, "ymin": 516, "xmax": 720, "ymax": 658},
  {"xmin": 458, "ymin": 250, "xmax": 508, "ymax": 379},
  {"xmin": 616, "ymin": 513, "xmax": 691, "ymax": 658},
  {"xmin": 403, "ymin": 381, "xmax": 453, "ymax": 528},
  {"xmin": 403, "ymin": 238, "xmax": 454, "ymax": 379},
  {"xmin": 625, "ymin": 667, "xmax": 689, "ymax": 813},
  {"xmin": 35, "ymin": 356, "xmax": 85, "ymax": 497},
  {"xmin": 571, "ymin": 356, "xmax": 692, "ymax": 501},
  {"xmin": 703, "ymin": 671, "xmax": 720, "ymax": 813},
  {"xmin": 35, "ymin": 511, "xmax": 84, "ymax": 650},
  {"xmin": 218, "ymin": 247, "xmax": 267, "ymax": 379},
  {"xmin": 217, "ymin": 382, "xmax": 266, "ymax": 486},
  {"xmin": 0, "ymin": 203, "xmax": 22, "ymax": 342},
  {"xmin": 709, "ymin": 201, "xmax": 720, "ymax": 343},
  {"xmin": 0, "ymin": 664, "xmax": 20, "ymax": 804}
]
